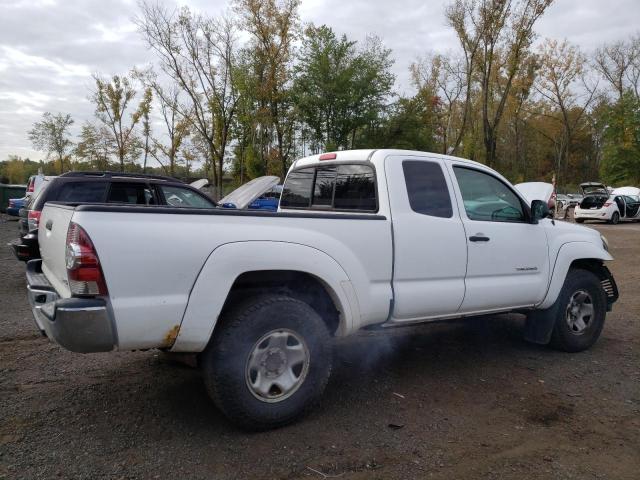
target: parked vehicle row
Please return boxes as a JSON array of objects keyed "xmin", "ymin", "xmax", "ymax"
[
  {"xmin": 574, "ymin": 183, "xmax": 640, "ymax": 224},
  {"xmin": 10, "ymin": 172, "xmax": 216, "ymax": 261},
  {"xmin": 26, "ymin": 149, "xmax": 618, "ymax": 430}
]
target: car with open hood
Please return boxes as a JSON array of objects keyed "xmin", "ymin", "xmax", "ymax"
[{"xmin": 574, "ymin": 182, "xmax": 640, "ymax": 224}]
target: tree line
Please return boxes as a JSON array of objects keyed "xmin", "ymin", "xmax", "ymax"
[{"xmin": 2, "ymin": 0, "xmax": 640, "ymax": 195}]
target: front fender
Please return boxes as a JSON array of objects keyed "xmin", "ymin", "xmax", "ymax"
[
  {"xmin": 538, "ymin": 241, "xmax": 613, "ymax": 309},
  {"xmin": 170, "ymin": 241, "xmax": 359, "ymax": 352}
]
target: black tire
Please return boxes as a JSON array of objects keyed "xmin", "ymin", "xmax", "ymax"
[
  {"xmin": 201, "ymin": 295, "xmax": 332, "ymax": 430},
  {"xmin": 549, "ymin": 269, "xmax": 607, "ymax": 352},
  {"xmin": 609, "ymin": 212, "xmax": 620, "ymax": 224},
  {"xmin": 575, "ymin": 218, "xmax": 584, "ymax": 223}
]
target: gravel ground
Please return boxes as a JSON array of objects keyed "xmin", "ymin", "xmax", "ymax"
[{"xmin": 1, "ymin": 213, "xmax": 639, "ymax": 479}]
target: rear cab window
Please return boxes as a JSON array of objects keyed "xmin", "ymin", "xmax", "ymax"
[{"xmin": 280, "ymin": 163, "xmax": 377, "ymax": 212}]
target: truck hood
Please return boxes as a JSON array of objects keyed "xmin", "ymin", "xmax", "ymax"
[
  {"xmin": 219, "ymin": 176, "xmax": 280, "ymax": 209},
  {"xmin": 515, "ymin": 182, "xmax": 553, "ymax": 203},
  {"xmin": 612, "ymin": 186, "xmax": 640, "ymax": 196}
]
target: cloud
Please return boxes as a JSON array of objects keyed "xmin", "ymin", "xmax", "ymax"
[{"xmin": 0, "ymin": 0, "xmax": 638, "ymax": 161}]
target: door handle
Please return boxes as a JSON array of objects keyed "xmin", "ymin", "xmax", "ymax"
[
  {"xmin": 45, "ymin": 219, "xmax": 53, "ymax": 231},
  {"xmin": 469, "ymin": 235, "xmax": 490, "ymax": 242}
]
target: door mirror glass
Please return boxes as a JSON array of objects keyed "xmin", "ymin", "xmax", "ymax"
[{"xmin": 531, "ymin": 199, "xmax": 550, "ymax": 223}]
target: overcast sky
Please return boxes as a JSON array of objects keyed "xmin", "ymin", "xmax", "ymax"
[{"xmin": 1, "ymin": 0, "xmax": 639, "ymax": 161}]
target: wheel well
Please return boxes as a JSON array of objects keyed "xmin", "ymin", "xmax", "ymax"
[
  {"xmin": 569, "ymin": 259, "xmax": 606, "ymax": 280},
  {"xmin": 222, "ymin": 270, "xmax": 341, "ymax": 335}
]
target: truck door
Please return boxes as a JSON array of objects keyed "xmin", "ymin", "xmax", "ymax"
[
  {"xmin": 385, "ymin": 156, "xmax": 467, "ymax": 321},
  {"xmin": 448, "ymin": 164, "xmax": 550, "ymax": 312}
]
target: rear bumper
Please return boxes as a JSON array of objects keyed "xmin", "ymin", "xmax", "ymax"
[
  {"xmin": 574, "ymin": 208, "xmax": 608, "ymax": 219},
  {"xmin": 10, "ymin": 232, "xmax": 39, "ymax": 262},
  {"xmin": 26, "ymin": 259, "xmax": 116, "ymax": 353}
]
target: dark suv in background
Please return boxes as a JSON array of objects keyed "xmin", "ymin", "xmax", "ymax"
[{"xmin": 10, "ymin": 171, "xmax": 216, "ymax": 261}]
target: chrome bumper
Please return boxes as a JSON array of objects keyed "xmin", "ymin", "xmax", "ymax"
[{"xmin": 26, "ymin": 260, "xmax": 116, "ymax": 353}]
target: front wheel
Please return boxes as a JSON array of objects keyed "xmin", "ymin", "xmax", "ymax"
[
  {"xmin": 549, "ymin": 269, "xmax": 607, "ymax": 352},
  {"xmin": 575, "ymin": 218, "xmax": 584, "ymax": 223},
  {"xmin": 201, "ymin": 295, "xmax": 333, "ymax": 430}
]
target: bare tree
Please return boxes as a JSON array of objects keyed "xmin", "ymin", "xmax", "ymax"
[
  {"xmin": 594, "ymin": 37, "xmax": 640, "ymax": 100},
  {"xmin": 447, "ymin": 0, "xmax": 553, "ymax": 167},
  {"xmin": 411, "ymin": 54, "xmax": 466, "ymax": 154},
  {"xmin": 136, "ymin": 2, "xmax": 240, "ymax": 196},
  {"xmin": 535, "ymin": 39, "xmax": 597, "ymax": 185}
]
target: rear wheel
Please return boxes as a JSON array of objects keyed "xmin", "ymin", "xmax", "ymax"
[
  {"xmin": 609, "ymin": 212, "xmax": 620, "ymax": 224},
  {"xmin": 549, "ymin": 269, "xmax": 607, "ymax": 352},
  {"xmin": 201, "ymin": 295, "xmax": 332, "ymax": 430}
]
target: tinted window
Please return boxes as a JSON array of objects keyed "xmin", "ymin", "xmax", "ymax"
[
  {"xmin": 312, "ymin": 167, "xmax": 337, "ymax": 206},
  {"xmin": 160, "ymin": 185, "xmax": 215, "ymax": 208},
  {"xmin": 454, "ymin": 167, "xmax": 525, "ymax": 222},
  {"xmin": 403, "ymin": 161, "xmax": 452, "ymax": 218},
  {"xmin": 56, "ymin": 182, "xmax": 108, "ymax": 203},
  {"xmin": 107, "ymin": 183, "xmax": 156, "ymax": 205},
  {"xmin": 333, "ymin": 165, "xmax": 376, "ymax": 211},
  {"xmin": 280, "ymin": 168, "xmax": 314, "ymax": 207}
]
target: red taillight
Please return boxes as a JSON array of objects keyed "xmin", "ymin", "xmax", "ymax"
[
  {"xmin": 27, "ymin": 178, "xmax": 35, "ymax": 192},
  {"xmin": 319, "ymin": 152, "xmax": 337, "ymax": 160},
  {"xmin": 28, "ymin": 210, "xmax": 41, "ymax": 231},
  {"xmin": 603, "ymin": 202, "xmax": 612, "ymax": 207},
  {"xmin": 8, "ymin": 200, "xmax": 15, "ymax": 207},
  {"xmin": 65, "ymin": 222, "xmax": 108, "ymax": 296}
]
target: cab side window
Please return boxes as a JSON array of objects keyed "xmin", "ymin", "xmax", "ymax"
[
  {"xmin": 453, "ymin": 167, "xmax": 525, "ymax": 222},
  {"xmin": 107, "ymin": 183, "xmax": 156, "ymax": 205},
  {"xmin": 403, "ymin": 160, "xmax": 452, "ymax": 218}
]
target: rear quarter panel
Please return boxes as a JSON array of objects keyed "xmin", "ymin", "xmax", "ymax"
[{"xmin": 72, "ymin": 210, "xmax": 393, "ymax": 351}]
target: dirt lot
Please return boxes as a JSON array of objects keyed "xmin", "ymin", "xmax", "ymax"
[{"xmin": 1, "ymin": 214, "xmax": 638, "ymax": 480}]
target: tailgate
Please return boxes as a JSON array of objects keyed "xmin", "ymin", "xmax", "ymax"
[{"xmin": 39, "ymin": 203, "xmax": 75, "ymax": 298}]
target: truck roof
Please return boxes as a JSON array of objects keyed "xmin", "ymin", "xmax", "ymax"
[{"xmin": 291, "ymin": 149, "xmax": 486, "ymax": 171}]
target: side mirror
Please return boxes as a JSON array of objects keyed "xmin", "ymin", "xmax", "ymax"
[{"xmin": 531, "ymin": 199, "xmax": 550, "ymax": 224}]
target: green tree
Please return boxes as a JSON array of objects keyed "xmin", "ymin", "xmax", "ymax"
[
  {"xmin": 28, "ymin": 112, "xmax": 74, "ymax": 173},
  {"xmin": 294, "ymin": 25, "xmax": 394, "ymax": 151},
  {"xmin": 601, "ymin": 91, "xmax": 640, "ymax": 184}
]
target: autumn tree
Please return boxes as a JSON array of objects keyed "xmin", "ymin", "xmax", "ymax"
[
  {"xmin": 75, "ymin": 123, "xmax": 114, "ymax": 170},
  {"xmin": 91, "ymin": 74, "xmax": 151, "ymax": 171},
  {"xmin": 28, "ymin": 112, "xmax": 74, "ymax": 173},
  {"xmin": 137, "ymin": 3, "xmax": 240, "ymax": 196},
  {"xmin": 234, "ymin": 0, "xmax": 300, "ymax": 178}
]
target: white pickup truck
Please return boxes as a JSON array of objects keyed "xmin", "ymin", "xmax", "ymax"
[{"xmin": 27, "ymin": 149, "xmax": 618, "ymax": 429}]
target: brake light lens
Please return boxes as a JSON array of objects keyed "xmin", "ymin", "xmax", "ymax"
[
  {"xmin": 27, "ymin": 210, "xmax": 41, "ymax": 231},
  {"xmin": 319, "ymin": 152, "xmax": 337, "ymax": 160},
  {"xmin": 603, "ymin": 202, "xmax": 612, "ymax": 207},
  {"xmin": 66, "ymin": 222, "xmax": 108, "ymax": 296},
  {"xmin": 27, "ymin": 177, "xmax": 35, "ymax": 193}
]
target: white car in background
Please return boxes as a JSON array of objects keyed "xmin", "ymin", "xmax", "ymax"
[{"xmin": 574, "ymin": 183, "xmax": 640, "ymax": 224}]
